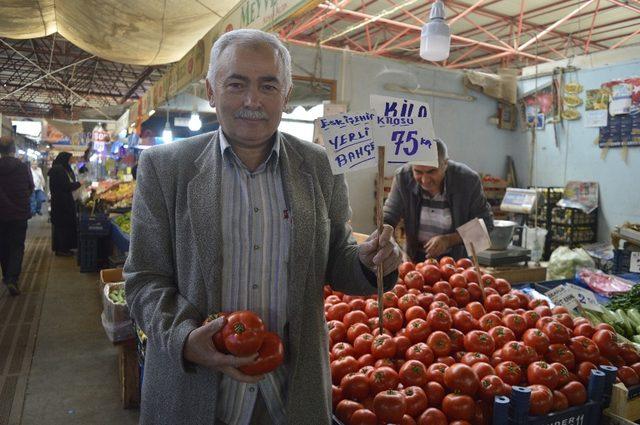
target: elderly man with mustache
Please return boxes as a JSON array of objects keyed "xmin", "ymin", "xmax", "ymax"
[{"xmin": 125, "ymin": 29, "xmax": 402, "ymax": 425}]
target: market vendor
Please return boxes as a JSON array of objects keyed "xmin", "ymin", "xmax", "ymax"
[
  {"xmin": 384, "ymin": 139, "xmax": 493, "ymax": 261},
  {"xmin": 124, "ymin": 29, "xmax": 401, "ymax": 425}
]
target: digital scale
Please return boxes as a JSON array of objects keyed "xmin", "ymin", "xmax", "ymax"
[{"xmin": 477, "ymin": 188, "xmax": 539, "ymax": 267}]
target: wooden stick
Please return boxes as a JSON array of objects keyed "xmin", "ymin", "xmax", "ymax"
[
  {"xmin": 469, "ymin": 242, "xmax": 487, "ymax": 303},
  {"xmin": 376, "ymin": 146, "xmax": 386, "ymax": 334}
]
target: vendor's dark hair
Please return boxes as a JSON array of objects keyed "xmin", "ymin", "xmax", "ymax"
[{"xmin": 0, "ymin": 136, "xmax": 15, "ymax": 156}]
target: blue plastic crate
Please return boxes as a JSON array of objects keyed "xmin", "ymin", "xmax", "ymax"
[
  {"xmin": 613, "ymin": 248, "xmax": 639, "ymax": 275},
  {"xmin": 110, "ymin": 220, "xmax": 130, "ymax": 253},
  {"xmin": 78, "ymin": 213, "xmax": 111, "ymax": 236},
  {"xmin": 492, "ymin": 367, "xmax": 615, "ymax": 425},
  {"xmin": 79, "ymin": 235, "xmax": 99, "ymax": 272}
]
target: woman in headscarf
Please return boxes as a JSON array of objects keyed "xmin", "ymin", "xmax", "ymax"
[{"xmin": 48, "ymin": 152, "xmax": 81, "ymax": 256}]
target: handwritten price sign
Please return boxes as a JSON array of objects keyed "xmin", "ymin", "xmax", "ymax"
[
  {"xmin": 317, "ymin": 111, "xmax": 378, "ymax": 175},
  {"xmin": 370, "ymin": 95, "xmax": 437, "ymax": 169}
]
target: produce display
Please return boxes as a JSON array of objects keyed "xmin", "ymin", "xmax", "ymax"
[
  {"xmin": 107, "ymin": 283, "xmax": 126, "ymax": 305},
  {"xmin": 205, "ymin": 310, "xmax": 284, "ymax": 376},
  {"xmin": 113, "ymin": 212, "xmax": 131, "ymax": 234},
  {"xmin": 326, "ymin": 257, "xmax": 640, "ymax": 425},
  {"xmin": 86, "ymin": 181, "xmax": 136, "ymax": 212}
]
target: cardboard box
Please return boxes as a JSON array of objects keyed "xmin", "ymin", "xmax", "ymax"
[
  {"xmin": 609, "ymin": 382, "xmax": 640, "ymax": 422},
  {"xmin": 480, "ymin": 263, "xmax": 547, "ymax": 284},
  {"xmin": 100, "ymin": 268, "xmax": 124, "ymax": 293}
]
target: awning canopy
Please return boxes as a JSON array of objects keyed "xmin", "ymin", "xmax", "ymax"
[{"xmin": 0, "ymin": 0, "xmax": 238, "ymax": 65}]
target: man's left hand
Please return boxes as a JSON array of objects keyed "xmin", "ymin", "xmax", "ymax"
[
  {"xmin": 424, "ymin": 234, "xmax": 451, "ymax": 258},
  {"xmin": 358, "ymin": 224, "xmax": 402, "ymax": 275}
]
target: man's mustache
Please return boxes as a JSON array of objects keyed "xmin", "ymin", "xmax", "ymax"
[{"xmin": 235, "ymin": 108, "xmax": 269, "ymax": 120}]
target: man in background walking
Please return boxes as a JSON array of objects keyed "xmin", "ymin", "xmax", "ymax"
[
  {"xmin": 30, "ymin": 160, "xmax": 46, "ymax": 216},
  {"xmin": 0, "ymin": 136, "xmax": 34, "ymax": 296}
]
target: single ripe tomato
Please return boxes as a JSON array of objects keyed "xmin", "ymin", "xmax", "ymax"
[
  {"xmin": 417, "ymin": 407, "xmax": 448, "ymax": 425},
  {"xmin": 221, "ymin": 310, "xmax": 266, "ymax": 356},
  {"xmin": 335, "ymin": 400, "xmax": 364, "ymax": 424},
  {"xmin": 523, "ymin": 328, "xmax": 551, "ymax": 355},
  {"xmin": 483, "ymin": 294, "xmax": 504, "ymax": 312},
  {"xmin": 381, "ymin": 307, "xmax": 403, "ymax": 332},
  {"xmin": 550, "ymin": 362, "xmax": 571, "ymax": 387},
  {"xmin": 442, "ymin": 393, "xmax": 475, "ymax": 421},
  {"xmin": 371, "ymin": 334, "xmax": 397, "ymax": 359},
  {"xmin": 239, "ymin": 331, "xmax": 283, "ymax": 375},
  {"xmin": 425, "ymin": 362, "xmax": 449, "ymax": 386},
  {"xmin": 618, "ymin": 366, "xmax": 640, "ymax": 387},
  {"xmin": 461, "ymin": 351, "xmax": 491, "ymax": 366},
  {"xmin": 456, "ymin": 258, "xmax": 474, "ymax": 269},
  {"xmin": 479, "ymin": 312, "xmax": 504, "ymax": 331},
  {"xmin": 488, "ymin": 326, "xmax": 516, "ymax": 348},
  {"xmin": 340, "ymin": 372, "xmax": 370, "ymax": 401},
  {"xmin": 405, "ymin": 342, "xmax": 434, "ymax": 366},
  {"xmin": 576, "ymin": 361, "xmax": 598, "ymax": 386},
  {"xmin": 347, "ymin": 323, "xmax": 371, "ymax": 343},
  {"xmin": 528, "ymin": 384, "xmax": 553, "ymax": 416},
  {"xmin": 542, "ymin": 321, "xmax": 571, "ymax": 344},
  {"xmin": 591, "ymin": 329, "xmax": 619, "ymax": 357},
  {"xmin": 373, "ymin": 390, "xmax": 406, "ymax": 424},
  {"xmin": 463, "ymin": 330, "xmax": 495, "ymax": 356},
  {"xmin": 444, "ymin": 363, "xmax": 479, "ymax": 396},
  {"xmin": 545, "ymin": 344, "xmax": 576, "ymax": 371},
  {"xmin": 326, "ymin": 302, "xmax": 351, "ymax": 321},
  {"xmin": 403, "ymin": 386, "xmax": 428, "ymax": 418},
  {"xmin": 527, "ymin": 361, "xmax": 559, "ymax": 390},
  {"xmin": 559, "ymin": 381, "xmax": 587, "ymax": 406},
  {"xmin": 501, "ymin": 341, "xmax": 529, "ymax": 366},
  {"xmin": 453, "ymin": 310, "xmax": 479, "ymax": 333},
  {"xmin": 406, "ymin": 318, "xmax": 431, "ymax": 343},
  {"xmin": 569, "ymin": 336, "xmax": 601, "ymax": 363},
  {"xmin": 427, "ymin": 307, "xmax": 452, "ymax": 331},
  {"xmin": 471, "ymin": 362, "xmax": 496, "ymax": 379},
  {"xmin": 399, "ymin": 359, "xmax": 429, "ymax": 387},
  {"xmin": 353, "ymin": 333, "xmax": 374, "ymax": 356},
  {"xmin": 478, "ymin": 374, "xmax": 505, "ymax": 401},
  {"xmin": 404, "ymin": 270, "xmax": 425, "ymax": 290},
  {"xmin": 573, "ymin": 323, "xmax": 596, "ymax": 338},
  {"xmin": 368, "ymin": 366, "xmax": 399, "ymax": 394},
  {"xmin": 552, "ymin": 390, "xmax": 569, "ymax": 412},
  {"xmin": 421, "ymin": 265, "xmax": 442, "ymax": 285},
  {"xmin": 398, "ymin": 261, "xmax": 415, "ymax": 278},
  {"xmin": 332, "ymin": 342, "xmax": 356, "ymax": 359},
  {"xmin": 349, "ymin": 408, "xmax": 377, "ymax": 425},
  {"xmin": 331, "ymin": 356, "xmax": 360, "ymax": 385},
  {"xmin": 495, "ymin": 360, "xmax": 522, "ymax": 386},
  {"xmin": 522, "ymin": 310, "xmax": 541, "ymax": 329},
  {"xmin": 427, "ymin": 331, "xmax": 452, "ymax": 357},
  {"xmin": 503, "ymin": 314, "xmax": 528, "ymax": 338}
]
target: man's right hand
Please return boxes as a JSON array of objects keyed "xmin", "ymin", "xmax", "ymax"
[{"xmin": 183, "ymin": 316, "xmax": 264, "ymax": 383}]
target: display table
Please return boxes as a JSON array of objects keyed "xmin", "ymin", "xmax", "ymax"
[
  {"xmin": 480, "ymin": 262, "xmax": 547, "ymax": 284},
  {"xmin": 115, "ymin": 338, "xmax": 140, "ymax": 409}
]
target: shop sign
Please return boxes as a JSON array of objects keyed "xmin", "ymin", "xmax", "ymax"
[{"xmin": 318, "ymin": 111, "xmax": 377, "ymax": 174}]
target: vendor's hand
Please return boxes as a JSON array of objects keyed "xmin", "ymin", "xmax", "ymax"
[
  {"xmin": 424, "ymin": 235, "xmax": 451, "ymax": 258},
  {"xmin": 183, "ymin": 316, "xmax": 264, "ymax": 383},
  {"xmin": 358, "ymin": 224, "xmax": 402, "ymax": 276}
]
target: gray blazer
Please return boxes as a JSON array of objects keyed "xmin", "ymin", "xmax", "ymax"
[
  {"xmin": 124, "ymin": 131, "xmax": 381, "ymax": 425},
  {"xmin": 384, "ymin": 161, "xmax": 494, "ymax": 261}
]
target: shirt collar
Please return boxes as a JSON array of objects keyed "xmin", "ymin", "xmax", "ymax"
[{"xmin": 219, "ymin": 129, "xmax": 281, "ymax": 168}]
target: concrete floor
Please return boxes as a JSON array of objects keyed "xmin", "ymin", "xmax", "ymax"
[{"xmin": 1, "ymin": 215, "xmax": 139, "ymax": 424}]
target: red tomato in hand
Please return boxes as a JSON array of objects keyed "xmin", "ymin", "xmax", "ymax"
[
  {"xmin": 239, "ymin": 331, "xmax": 284, "ymax": 375},
  {"xmin": 373, "ymin": 390, "xmax": 406, "ymax": 424},
  {"xmin": 528, "ymin": 384, "xmax": 553, "ymax": 416},
  {"xmin": 222, "ymin": 310, "xmax": 266, "ymax": 356},
  {"xmin": 444, "ymin": 363, "xmax": 479, "ymax": 396}
]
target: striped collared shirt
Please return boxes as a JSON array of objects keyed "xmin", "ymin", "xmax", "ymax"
[
  {"xmin": 417, "ymin": 188, "xmax": 453, "ymax": 252},
  {"xmin": 217, "ymin": 131, "xmax": 290, "ymax": 425}
]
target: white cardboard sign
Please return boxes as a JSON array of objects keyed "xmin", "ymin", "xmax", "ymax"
[
  {"xmin": 630, "ymin": 252, "xmax": 640, "ymax": 273},
  {"xmin": 370, "ymin": 95, "xmax": 437, "ymax": 169},
  {"xmin": 456, "ymin": 218, "xmax": 491, "ymax": 255},
  {"xmin": 317, "ymin": 111, "xmax": 378, "ymax": 175}
]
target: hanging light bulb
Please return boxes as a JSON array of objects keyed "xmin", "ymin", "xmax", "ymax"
[
  {"xmin": 420, "ymin": 0, "xmax": 451, "ymax": 62},
  {"xmin": 188, "ymin": 112, "xmax": 202, "ymax": 132},
  {"xmin": 162, "ymin": 109, "xmax": 173, "ymax": 143}
]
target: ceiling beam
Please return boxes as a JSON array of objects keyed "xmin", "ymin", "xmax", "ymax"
[{"xmin": 118, "ymin": 66, "xmax": 155, "ymax": 104}]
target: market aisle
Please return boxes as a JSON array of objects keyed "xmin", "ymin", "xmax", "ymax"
[{"xmin": 0, "ymin": 215, "xmax": 138, "ymax": 424}]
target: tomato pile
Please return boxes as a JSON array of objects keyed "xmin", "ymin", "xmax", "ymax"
[
  {"xmin": 206, "ymin": 310, "xmax": 284, "ymax": 376},
  {"xmin": 326, "ymin": 257, "xmax": 640, "ymax": 425}
]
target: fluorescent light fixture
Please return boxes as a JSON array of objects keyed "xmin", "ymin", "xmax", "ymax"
[
  {"xmin": 188, "ymin": 112, "xmax": 202, "ymax": 131},
  {"xmin": 420, "ymin": 0, "xmax": 450, "ymax": 62}
]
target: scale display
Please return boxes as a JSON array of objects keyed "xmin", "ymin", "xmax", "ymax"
[{"xmin": 500, "ymin": 188, "xmax": 538, "ymax": 214}]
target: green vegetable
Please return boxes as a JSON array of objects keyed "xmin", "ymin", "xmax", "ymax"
[
  {"xmin": 608, "ymin": 284, "xmax": 640, "ymax": 310},
  {"xmin": 616, "ymin": 309, "xmax": 635, "ymax": 337},
  {"xmin": 627, "ymin": 308, "xmax": 640, "ymax": 328},
  {"xmin": 633, "ymin": 335, "xmax": 640, "ymax": 344}
]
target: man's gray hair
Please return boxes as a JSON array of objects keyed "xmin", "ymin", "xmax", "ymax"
[
  {"xmin": 435, "ymin": 138, "xmax": 449, "ymax": 169},
  {"xmin": 206, "ymin": 29, "xmax": 292, "ymax": 92}
]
